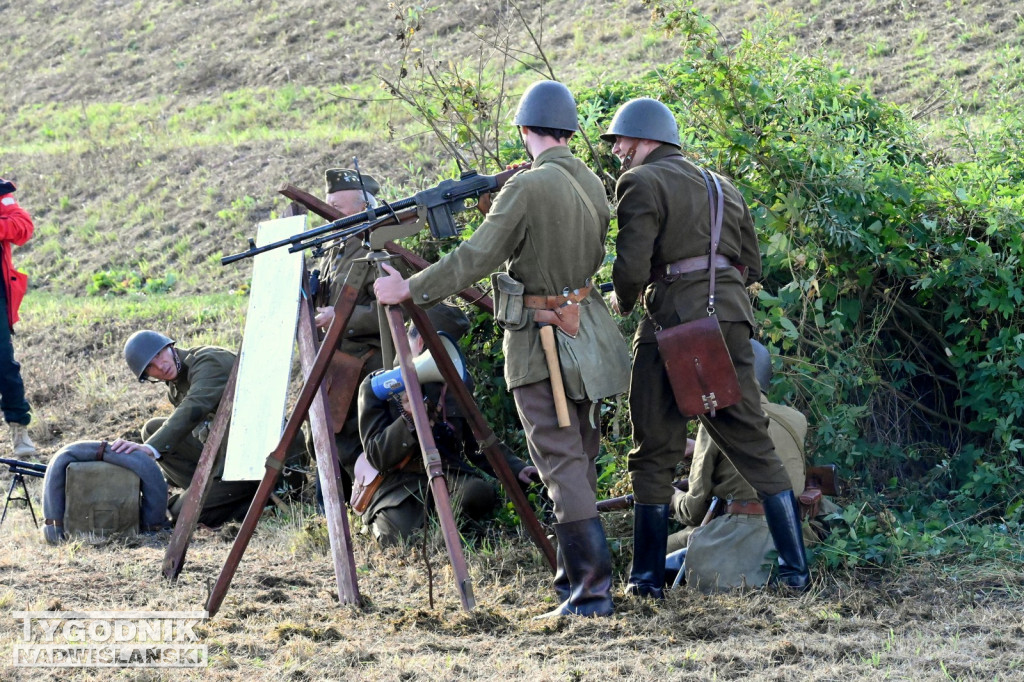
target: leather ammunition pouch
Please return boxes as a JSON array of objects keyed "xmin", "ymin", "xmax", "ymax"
[
  {"xmin": 491, "ymin": 272, "xmax": 527, "ymax": 331},
  {"xmin": 349, "ymin": 450, "xmax": 411, "ymax": 515},
  {"xmin": 524, "ymin": 285, "xmax": 591, "ymax": 338}
]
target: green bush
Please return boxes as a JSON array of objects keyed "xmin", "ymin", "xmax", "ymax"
[{"xmin": 570, "ymin": 2, "xmax": 1024, "ymax": 531}]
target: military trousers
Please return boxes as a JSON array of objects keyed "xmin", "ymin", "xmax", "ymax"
[
  {"xmin": 368, "ymin": 472, "xmax": 497, "ymax": 547},
  {"xmin": 627, "ymin": 320, "xmax": 790, "ymax": 504},
  {"xmin": 513, "ymin": 379, "xmax": 600, "ymax": 524},
  {"xmin": 143, "ymin": 418, "xmax": 259, "ymax": 527}
]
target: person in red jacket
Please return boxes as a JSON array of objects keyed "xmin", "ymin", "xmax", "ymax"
[{"xmin": 0, "ymin": 178, "xmax": 36, "ymax": 459}]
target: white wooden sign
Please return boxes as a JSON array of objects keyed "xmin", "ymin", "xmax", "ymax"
[{"xmin": 222, "ymin": 215, "xmax": 305, "ymax": 481}]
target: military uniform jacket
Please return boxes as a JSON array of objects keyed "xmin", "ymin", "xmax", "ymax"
[
  {"xmin": 145, "ymin": 346, "xmax": 235, "ymax": 464},
  {"xmin": 675, "ymin": 396, "xmax": 807, "ymax": 526},
  {"xmin": 674, "ymin": 397, "xmax": 807, "ymax": 591},
  {"xmin": 315, "ymin": 240, "xmax": 384, "ymax": 356},
  {"xmin": 356, "ymin": 377, "xmax": 528, "ymax": 519},
  {"xmin": 408, "ymin": 146, "xmax": 629, "ymax": 397},
  {"xmin": 611, "ymin": 144, "xmax": 760, "ymax": 345}
]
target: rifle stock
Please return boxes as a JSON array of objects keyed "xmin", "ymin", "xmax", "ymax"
[{"xmin": 596, "ymin": 479, "xmax": 688, "ymax": 513}]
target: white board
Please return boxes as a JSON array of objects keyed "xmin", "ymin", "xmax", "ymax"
[{"xmin": 222, "ymin": 215, "xmax": 305, "ymax": 481}]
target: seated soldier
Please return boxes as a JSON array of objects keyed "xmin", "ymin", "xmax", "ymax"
[
  {"xmin": 111, "ymin": 330, "xmax": 260, "ymax": 528},
  {"xmin": 666, "ymin": 339, "xmax": 837, "ymax": 591},
  {"xmin": 354, "ymin": 303, "xmax": 536, "ymax": 546}
]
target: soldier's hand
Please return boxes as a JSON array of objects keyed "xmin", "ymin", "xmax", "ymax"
[
  {"xmin": 314, "ymin": 306, "xmax": 335, "ymax": 328},
  {"xmin": 518, "ymin": 466, "xmax": 540, "ymax": 484},
  {"xmin": 373, "ymin": 263, "xmax": 412, "ymax": 305},
  {"xmin": 109, "ymin": 438, "xmax": 151, "ymax": 457},
  {"xmin": 608, "ymin": 292, "xmax": 621, "ymax": 316}
]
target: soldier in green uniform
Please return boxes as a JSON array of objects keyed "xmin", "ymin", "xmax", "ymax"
[
  {"xmin": 355, "ymin": 304, "xmax": 536, "ymax": 546},
  {"xmin": 374, "ymin": 80, "xmax": 631, "ymax": 617},
  {"xmin": 602, "ymin": 98, "xmax": 809, "ymax": 597},
  {"xmin": 111, "ymin": 330, "xmax": 258, "ymax": 527},
  {"xmin": 667, "ymin": 340, "xmax": 821, "ymax": 590},
  {"xmin": 309, "ymin": 168, "xmax": 393, "ymax": 502}
]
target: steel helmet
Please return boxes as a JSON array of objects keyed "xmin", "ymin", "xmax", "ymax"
[
  {"xmin": 751, "ymin": 339, "xmax": 772, "ymax": 392},
  {"xmin": 600, "ymin": 97, "xmax": 680, "ymax": 147},
  {"xmin": 513, "ymin": 80, "xmax": 579, "ymax": 132},
  {"xmin": 124, "ymin": 330, "xmax": 174, "ymax": 381}
]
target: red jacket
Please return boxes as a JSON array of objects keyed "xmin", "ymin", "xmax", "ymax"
[{"xmin": 0, "ymin": 195, "xmax": 33, "ymax": 329}]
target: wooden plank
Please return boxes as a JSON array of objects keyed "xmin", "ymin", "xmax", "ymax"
[
  {"xmin": 162, "ymin": 360, "xmax": 239, "ymax": 581},
  {"xmin": 296, "ymin": 291, "xmax": 361, "ymax": 605},
  {"xmin": 222, "ymin": 215, "xmax": 305, "ymax": 481}
]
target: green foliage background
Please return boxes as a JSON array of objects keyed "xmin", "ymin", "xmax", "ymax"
[{"xmin": 391, "ymin": 0, "xmax": 1024, "ymax": 567}]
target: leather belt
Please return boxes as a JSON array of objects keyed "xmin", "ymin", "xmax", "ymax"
[
  {"xmin": 652, "ymin": 254, "xmax": 733, "ymax": 281},
  {"xmin": 726, "ymin": 500, "xmax": 765, "ymax": 515},
  {"xmin": 523, "ymin": 285, "xmax": 592, "ymax": 311}
]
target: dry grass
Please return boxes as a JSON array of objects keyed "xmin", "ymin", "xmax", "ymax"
[{"xmin": 1, "ymin": 504, "xmax": 1023, "ymax": 681}]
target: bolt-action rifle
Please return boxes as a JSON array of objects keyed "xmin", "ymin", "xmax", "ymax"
[{"xmin": 221, "ymin": 165, "xmax": 529, "ymax": 265}]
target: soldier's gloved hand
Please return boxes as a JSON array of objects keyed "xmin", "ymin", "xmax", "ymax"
[{"xmin": 0, "ymin": 178, "xmax": 15, "ymax": 196}]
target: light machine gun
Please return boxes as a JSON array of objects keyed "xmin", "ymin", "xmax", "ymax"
[
  {"xmin": 1, "ymin": 457, "xmax": 47, "ymax": 529},
  {"xmin": 221, "ymin": 166, "xmax": 528, "ymax": 265}
]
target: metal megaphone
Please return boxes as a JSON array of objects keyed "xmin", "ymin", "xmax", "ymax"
[{"xmin": 370, "ymin": 331, "xmax": 467, "ymax": 400}]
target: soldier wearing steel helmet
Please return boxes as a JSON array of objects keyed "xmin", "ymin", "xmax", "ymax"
[
  {"xmin": 601, "ymin": 98, "xmax": 809, "ymax": 597},
  {"xmin": 111, "ymin": 331, "xmax": 258, "ymax": 527},
  {"xmin": 374, "ymin": 80, "xmax": 630, "ymax": 617}
]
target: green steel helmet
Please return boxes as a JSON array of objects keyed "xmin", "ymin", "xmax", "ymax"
[
  {"xmin": 600, "ymin": 97, "xmax": 680, "ymax": 147},
  {"xmin": 124, "ymin": 330, "xmax": 174, "ymax": 382},
  {"xmin": 512, "ymin": 80, "xmax": 579, "ymax": 132},
  {"xmin": 751, "ymin": 339, "xmax": 772, "ymax": 393}
]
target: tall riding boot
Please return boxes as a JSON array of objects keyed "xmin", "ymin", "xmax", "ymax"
[
  {"xmin": 763, "ymin": 490, "xmax": 810, "ymax": 590},
  {"xmin": 625, "ymin": 503, "xmax": 669, "ymax": 599},
  {"xmin": 553, "ymin": 545, "xmax": 570, "ymax": 603},
  {"xmin": 536, "ymin": 517, "xmax": 614, "ymax": 618}
]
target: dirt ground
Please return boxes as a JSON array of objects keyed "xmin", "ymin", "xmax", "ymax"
[{"xmin": 1, "ymin": 508, "xmax": 1022, "ymax": 681}]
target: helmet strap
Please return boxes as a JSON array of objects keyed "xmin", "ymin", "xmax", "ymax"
[{"xmin": 621, "ymin": 142, "xmax": 638, "ymax": 171}]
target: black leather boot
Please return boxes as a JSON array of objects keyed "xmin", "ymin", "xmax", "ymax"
[
  {"xmin": 625, "ymin": 503, "xmax": 669, "ymax": 599},
  {"xmin": 536, "ymin": 517, "xmax": 614, "ymax": 618},
  {"xmin": 763, "ymin": 490, "xmax": 810, "ymax": 590},
  {"xmin": 553, "ymin": 545, "xmax": 570, "ymax": 603}
]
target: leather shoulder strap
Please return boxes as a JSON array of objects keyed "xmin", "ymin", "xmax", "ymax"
[{"xmin": 698, "ymin": 169, "xmax": 724, "ymax": 313}]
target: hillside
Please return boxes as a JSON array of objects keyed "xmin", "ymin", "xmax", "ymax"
[
  {"xmin": 2, "ymin": 3, "xmax": 1024, "ymax": 680},
  {"xmin": 1, "ymin": 0, "xmax": 1018, "ymax": 296}
]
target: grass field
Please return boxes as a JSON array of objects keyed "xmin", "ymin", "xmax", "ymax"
[{"xmin": 2, "ymin": 0, "xmax": 1023, "ymax": 679}]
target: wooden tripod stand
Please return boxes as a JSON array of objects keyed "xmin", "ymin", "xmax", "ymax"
[{"xmin": 195, "ymin": 186, "xmax": 554, "ymax": 616}]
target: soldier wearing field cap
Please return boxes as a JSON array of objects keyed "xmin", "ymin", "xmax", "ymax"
[
  {"xmin": 309, "ymin": 168, "xmax": 390, "ymax": 501},
  {"xmin": 110, "ymin": 331, "xmax": 258, "ymax": 527},
  {"xmin": 602, "ymin": 98, "xmax": 809, "ymax": 598},
  {"xmin": 374, "ymin": 80, "xmax": 631, "ymax": 617}
]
